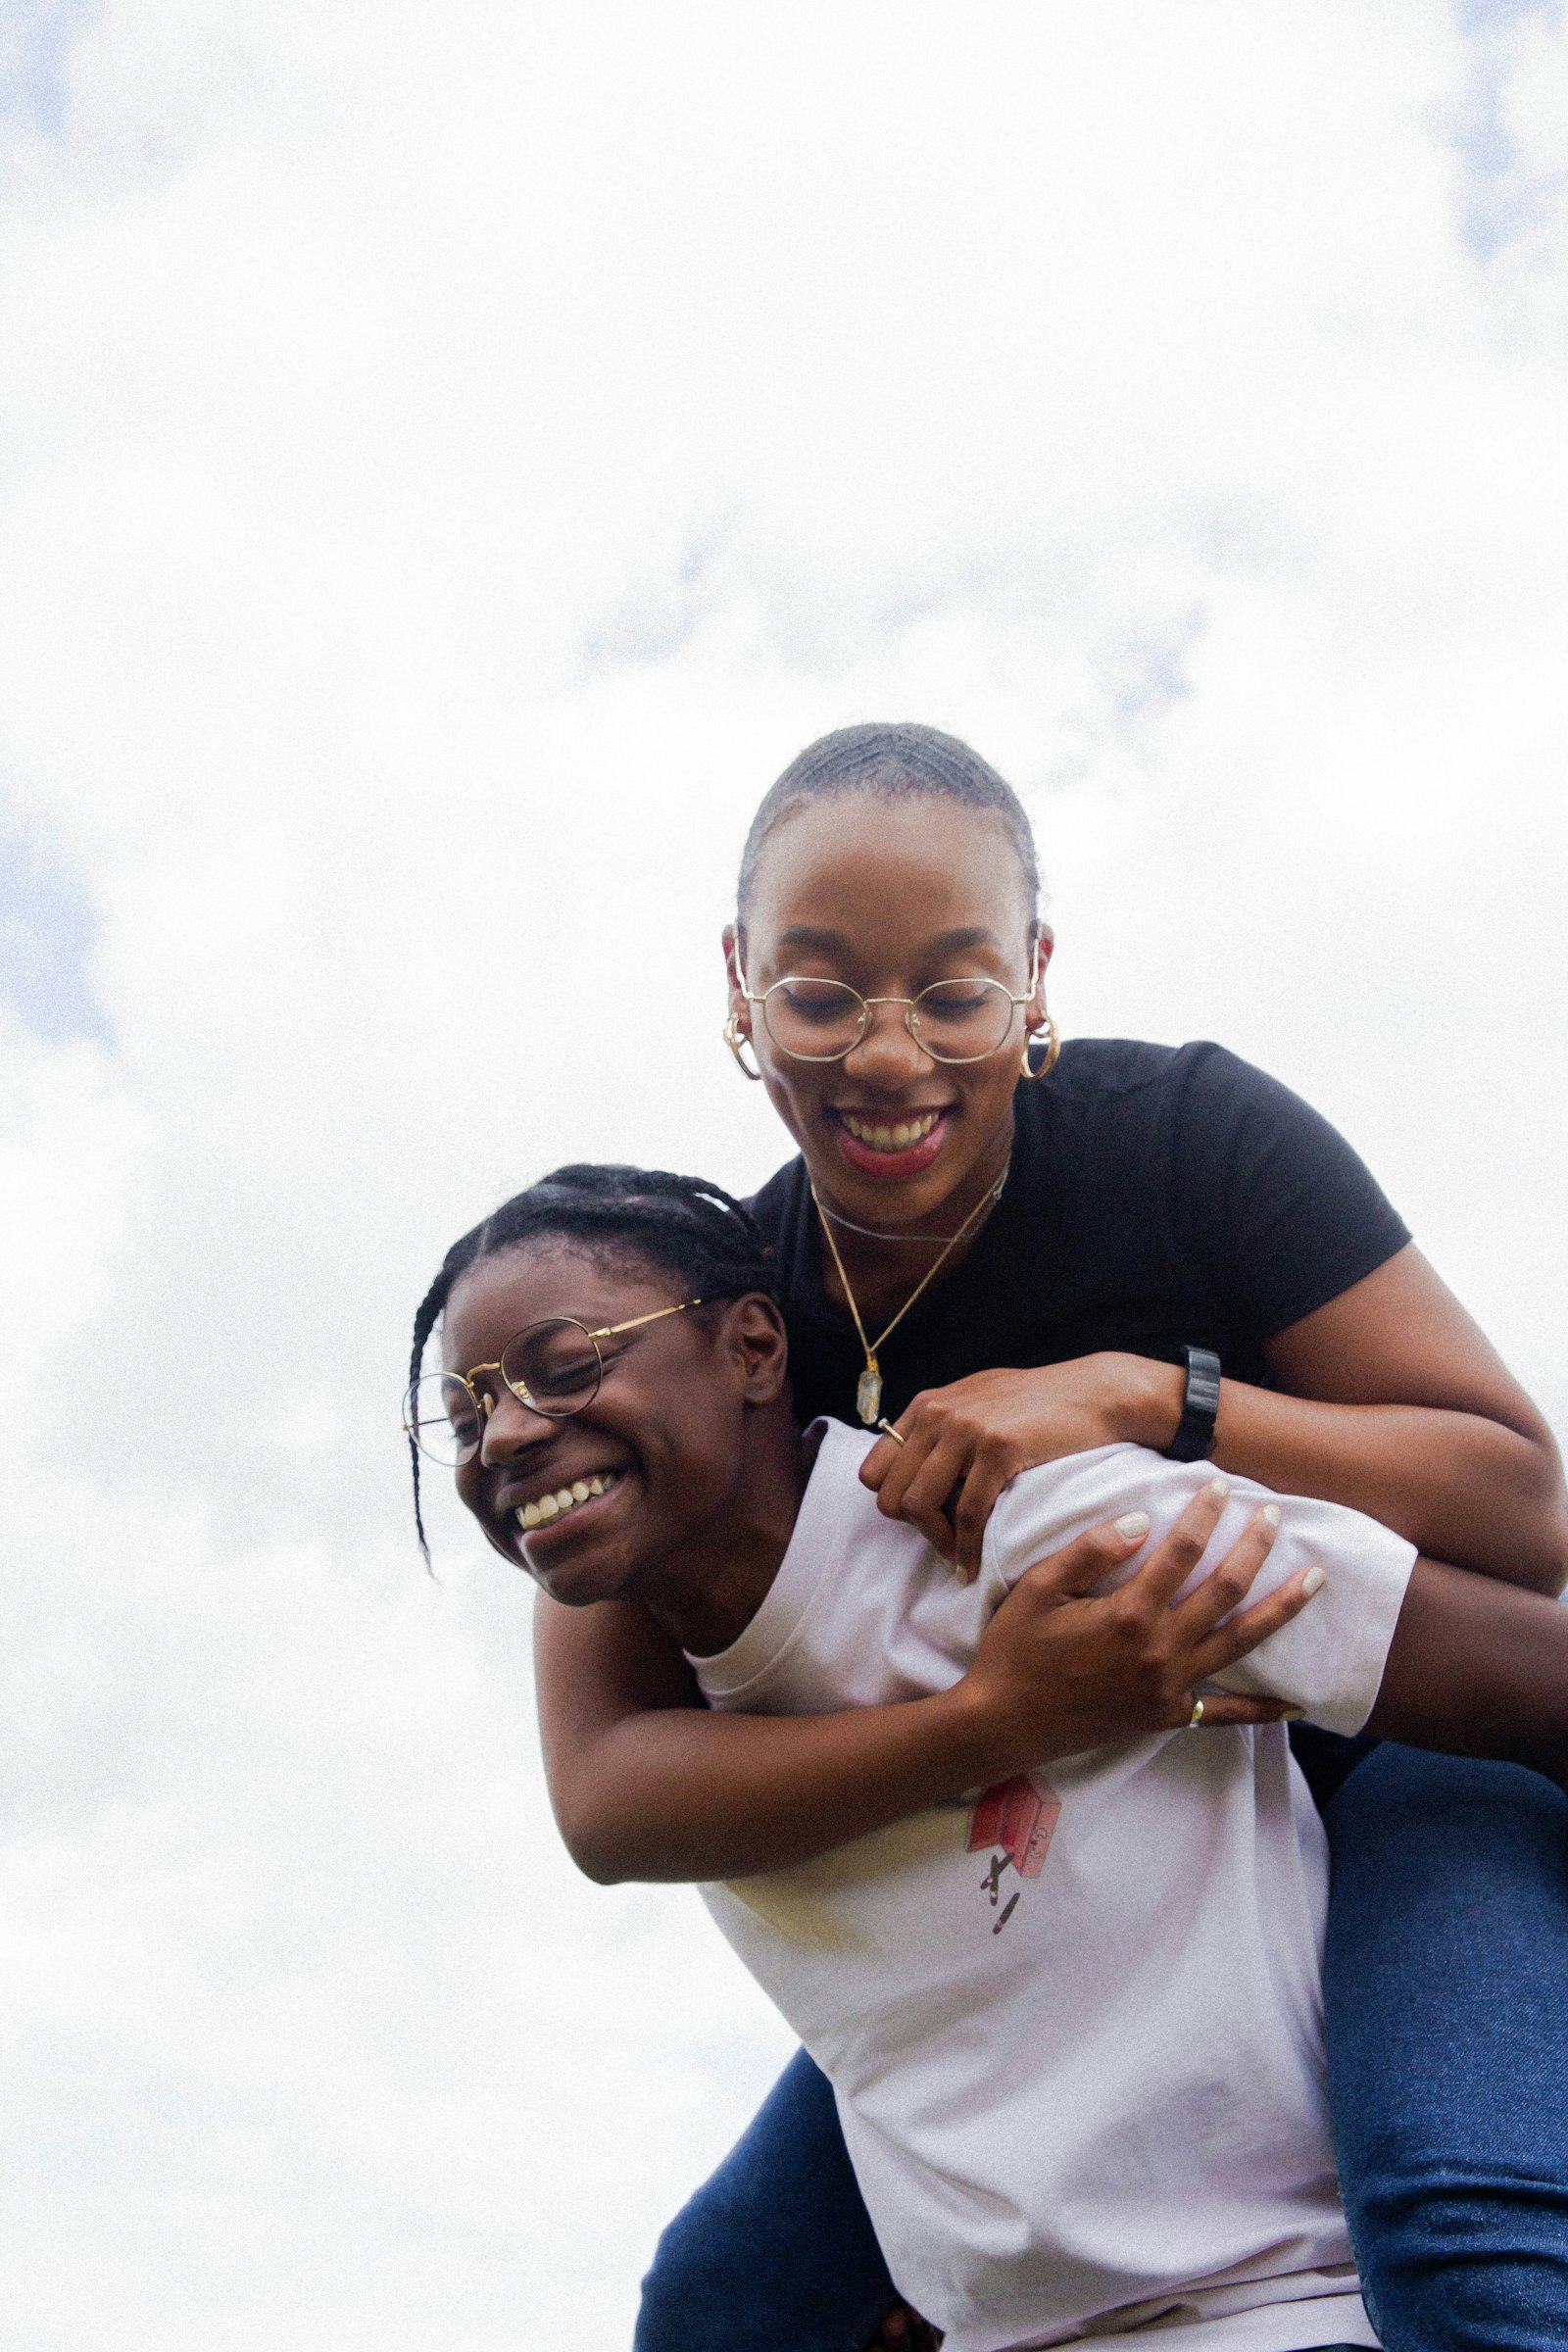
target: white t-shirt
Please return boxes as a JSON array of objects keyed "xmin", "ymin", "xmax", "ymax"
[{"xmin": 690, "ymin": 1421, "xmax": 1416, "ymax": 2352}]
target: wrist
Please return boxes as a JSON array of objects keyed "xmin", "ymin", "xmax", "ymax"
[
  {"xmin": 930, "ymin": 1675, "xmax": 1027, "ymax": 1790},
  {"xmin": 1113, "ymin": 1353, "xmax": 1187, "ymax": 1452}
]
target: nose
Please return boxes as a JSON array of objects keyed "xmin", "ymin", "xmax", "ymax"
[
  {"xmin": 477, "ymin": 1385, "xmax": 562, "ymax": 1468},
  {"xmin": 840, "ymin": 998, "xmax": 934, "ymax": 1087}
]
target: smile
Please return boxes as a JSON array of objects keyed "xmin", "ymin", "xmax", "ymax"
[
  {"xmin": 515, "ymin": 1472, "xmax": 619, "ymax": 1532},
  {"xmin": 839, "ymin": 1110, "xmax": 941, "ymax": 1152}
]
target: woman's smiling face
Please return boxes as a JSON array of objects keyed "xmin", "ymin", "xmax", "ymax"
[
  {"xmin": 443, "ymin": 1239, "xmax": 790, "ymax": 1629},
  {"xmin": 728, "ymin": 792, "xmax": 1050, "ymax": 1230}
]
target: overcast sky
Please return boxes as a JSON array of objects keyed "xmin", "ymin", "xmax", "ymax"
[{"xmin": 3, "ymin": 4, "xmax": 1567, "ymax": 2345}]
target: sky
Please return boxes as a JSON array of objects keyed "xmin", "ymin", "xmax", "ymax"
[{"xmin": 2, "ymin": 2, "xmax": 1567, "ymax": 2344}]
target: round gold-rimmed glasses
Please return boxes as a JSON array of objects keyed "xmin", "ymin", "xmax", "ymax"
[
  {"xmin": 402, "ymin": 1299, "xmax": 702, "ymax": 1468},
  {"xmin": 735, "ymin": 948, "xmax": 1040, "ymax": 1066}
]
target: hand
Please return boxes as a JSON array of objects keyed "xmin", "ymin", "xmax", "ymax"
[
  {"xmin": 861, "ymin": 1357, "xmax": 1181, "ymax": 1582},
  {"xmin": 951, "ymin": 1479, "xmax": 1318, "ymax": 1778}
]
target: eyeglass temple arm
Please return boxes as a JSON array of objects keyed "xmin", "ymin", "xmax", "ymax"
[{"xmin": 592, "ymin": 1299, "xmax": 703, "ymax": 1341}]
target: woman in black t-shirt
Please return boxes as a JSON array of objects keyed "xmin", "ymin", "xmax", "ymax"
[{"xmin": 535, "ymin": 724, "xmax": 1568, "ymax": 2352}]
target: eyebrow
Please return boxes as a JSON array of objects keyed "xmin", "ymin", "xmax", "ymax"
[{"xmin": 772, "ymin": 923, "xmax": 1004, "ymax": 956}]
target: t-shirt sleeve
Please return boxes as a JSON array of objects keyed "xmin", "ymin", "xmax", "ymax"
[
  {"xmin": 1169, "ymin": 1045, "xmax": 1411, "ymax": 1338},
  {"xmin": 986, "ymin": 1446, "xmax": 1416, "ymax": 1738}
]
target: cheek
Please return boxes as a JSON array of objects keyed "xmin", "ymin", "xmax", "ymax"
[
  {"xmin": 756, "ymin": 1064, "xmax": 816, "ymax": 1142},
  {"xmin": 453, "ymin": 1463, "xmax": 487, "ymax": 1522}
]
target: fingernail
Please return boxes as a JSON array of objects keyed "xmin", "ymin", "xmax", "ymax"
[
  {"xmin": 1281, "ymin": 1706, "xmax": 1306, "ymax": 1720},
  {"xmin": 1206, "ymin": 1476, "xmax": 1231, "ymax": 1500},
  {"xmin": 1300, "ymin": 1565, "xmax": 1326, "ymax": 1596},
  {"xmin": 1115, "ymin": 1510, "xmax": 1151, "ymax": 1540},
  {"xmin": 1260, "ymin": 1503, "xmax": 1281, "ymax": 1529}
]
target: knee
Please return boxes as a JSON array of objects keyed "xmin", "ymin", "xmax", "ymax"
[
  {"xmin": 635, "ymin": 2216, "xmax": 699, "ymax": 2328},
  {"xmin": 1349, "ymin": 2157, "xmax": 1568, "ymax": 2352},
  {"xmin": 634, "ymin": 2192, "xmax": 731, "ymax": 2351}
]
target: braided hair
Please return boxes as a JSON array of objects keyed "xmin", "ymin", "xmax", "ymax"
[
  {"xmin": 405, "ymin": 1163, "xmax": 776, "ymax": 1561},
  {"xmin": 736, "ymin": 722, "xmax": 1041, "ymax": 922}
]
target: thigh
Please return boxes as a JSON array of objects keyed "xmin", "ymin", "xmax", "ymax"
[
  {"xmin": 634, "ymin": 2045, "xmax": 896, "ymax": 2352},
  {"xmin": 1321, "ymin": 1744, "xmax": 1568, "ymax": 2352}
]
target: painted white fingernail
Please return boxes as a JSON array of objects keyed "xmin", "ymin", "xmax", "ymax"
[
  {"xmin": 1261, "ymin": 1504, "xmax": 1281, "ymax": 1529},
  {"xmin": 1300, "ymin": 1565, "xmax": 1326, "ymax": 1596},
  {"xmin": 1206, "ymin": 1476, "xmax": 1231, "ymax": 1500},
  {"xmin": 1115, "ymin": 1511, "xmax": 1151, "ymax": 1540}
]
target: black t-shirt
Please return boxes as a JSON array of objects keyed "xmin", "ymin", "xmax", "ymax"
[{"xmin": 750, "ymin": 1038, "xmax": 1411, "ymax": 1426}]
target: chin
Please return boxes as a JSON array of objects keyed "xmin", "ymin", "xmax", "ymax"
[{"xmin": 519, "ymin": 1539, "xmax": 638, "ymax": 1609}]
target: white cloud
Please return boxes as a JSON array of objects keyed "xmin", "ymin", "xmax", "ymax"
[{"xmin": 2, "ymin": 3, "xmax": 1567, "ymax": 2343}]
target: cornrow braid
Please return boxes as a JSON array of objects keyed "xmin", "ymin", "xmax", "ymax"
[
  {"xmin": 405, "ymin": 1163, "xmax": 775, "ymax": 1562},
  {"xmin": 736, "ymin": 721, "xmax": 1041, "ymax": 923}
]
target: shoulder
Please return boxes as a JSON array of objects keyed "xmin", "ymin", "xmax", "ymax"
[
  {"xmin": 795, "ymin": 1416, "xmax": 898, "ymax": 1552},
  {"xmin": 1020, "ymin": 1036, "xmax": 1370, "ymax": 1171},
  {"xmin": 1012, "ymin": 1038, "xmax": 1297, "ymax": 1186},
  {"xmin": 983, "ymin": 1444, "xmax": 1164, "ymax": 1589},
  {"xmin": 1014, "ymin": 1037, "xmax": 1408, "ymax": 1335},
  {"xmin": 1019, "ymin": 1037, "xmax": 1279, "ymax": 1133},
  {"xmin": 1034, "ymin": 1034, "xmax": 1186, "ymax": 1102},
  {"xmin": 1033, "ymin": 1036, "xmax": 1287, "ymax": 1112}
]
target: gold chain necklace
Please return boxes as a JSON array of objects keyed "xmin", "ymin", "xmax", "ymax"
[{"xmin": 810, "ymin": 1161, "xmax": 1010, "ymax": 1426}]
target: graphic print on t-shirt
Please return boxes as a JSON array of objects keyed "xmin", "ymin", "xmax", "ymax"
[{"xmin": 968, "ymin": 1772, "xmax": 1060, "ymax": 1934}]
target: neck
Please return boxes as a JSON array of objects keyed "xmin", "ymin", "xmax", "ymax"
[
  {"xmin": 814, "ymin": 1106, "xmax": 1013, "ymax": 1323},
  {"xmin": 637, "ymin": 1405, "xmax": 809, "ymax": 1658}
]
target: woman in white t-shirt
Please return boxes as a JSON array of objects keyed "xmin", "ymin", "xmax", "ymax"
[{"xmin": 403, "ymin": 1161, "xmax": 1568, "ymax": 2352}]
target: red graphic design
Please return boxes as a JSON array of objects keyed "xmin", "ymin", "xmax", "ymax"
[{"xmin": 967, "ymin": 1774, "xmax": 1061, "ymax": 1879}]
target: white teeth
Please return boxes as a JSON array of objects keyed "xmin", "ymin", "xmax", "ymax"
[
  {"xmin": 516, "ymin": 1472, "xmax": 617, "ymax": 1537},
  {"xmin": 843, "ymin": 1110, "xmax": 939, "ymax": 1152}
]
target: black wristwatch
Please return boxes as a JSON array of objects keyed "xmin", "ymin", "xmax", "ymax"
[{"xmin": 1164, "ymin": 1345, "xmax": 1222, "ymax": 1462}]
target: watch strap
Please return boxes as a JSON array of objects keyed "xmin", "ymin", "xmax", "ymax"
[{"xmin": 1165, "ymin": 1345, "xmax": 1222, "ymax": 1462}]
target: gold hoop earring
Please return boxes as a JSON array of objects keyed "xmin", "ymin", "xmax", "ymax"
[
  {"xmin": 1021, "ymin": 1011, "xmax": 1060, "ymax": 1082},
  {"xmin": 723, "ymin": 1014, "xmax": 763, "ymax": 1081}
]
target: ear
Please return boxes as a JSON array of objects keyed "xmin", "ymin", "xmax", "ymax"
[
  {"xmin": 1027, "ymin": 920, "xmax": 1054, "ymax": 1021},
  {"xmin": 721, "ymin": 921, "xmax": 750, "ymax": 1030},
  {"xmin": 720, "ymin": 1293, "xmax": 792, "ymax": 1408}
]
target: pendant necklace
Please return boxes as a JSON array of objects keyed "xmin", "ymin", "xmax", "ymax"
[{"xmin": 811, "ymin": 1160, "xmax": 1010, "ymax": 1427}]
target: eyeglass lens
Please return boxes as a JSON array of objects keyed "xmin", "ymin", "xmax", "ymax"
[
  {"xmin": 760, "ymin": 977, "xmax": 1019, "ymax": 1064},
  {"xmin": 405, "ymin": 1318, "xmax": 605, "ymax": 1466}
]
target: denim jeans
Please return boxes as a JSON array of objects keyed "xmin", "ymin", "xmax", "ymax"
[
  {"xmin": 634, "ymin": 1744, "xmax": 1568, "ymax": 2352},
  {"xmin": 1320, "ymin": 1747, "xmax": 1568, "ymax": 2349}
]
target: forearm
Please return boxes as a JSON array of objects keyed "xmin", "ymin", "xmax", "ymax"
[
  {"xmin": 1367, "ymin": 1556, "xmax": 1568, "ymax": 1788},
  {"xmin": 1121, "ymin": 1357, "xmax": 1568, "ymax": 1596},
  {"xmin": 537, "ymin": 1511, "xmax": 1314, "ymax": 1885},
  {"xmin": 547, "ymin": 1683, "xmax": 1003, "ymax": 1886}
]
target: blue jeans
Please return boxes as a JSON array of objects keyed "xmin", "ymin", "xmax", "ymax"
[
  {"xmin": 1320, "ymin": 1748, "xmax": 1568, "ymax": 2349},
  {"xmin": 635, "ymin": 1747, "xmax": 1568, "ymax": 2352}
]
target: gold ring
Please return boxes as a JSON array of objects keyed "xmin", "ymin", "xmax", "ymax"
[
  {"xmin": 876, "ymin": 1419, "xmax": 906, "ymax": 1446},
  {"xmin": 1188, "ymin": 1697, "xmax": 1205, "ymax": 1730}
]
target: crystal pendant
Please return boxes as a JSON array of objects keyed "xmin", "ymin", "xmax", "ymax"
[{"xmin": 857, "ymin": 1363, "xmax": 882, "ymax": 1426}]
